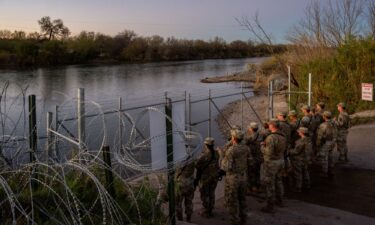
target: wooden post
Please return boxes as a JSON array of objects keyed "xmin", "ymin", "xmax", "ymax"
[
  {"xmin": 46, "ymin": 112, "xmax": 53, "ymax": 160},
  {"xmin": 165, "ymin": 93, "xmax": 176, "ymax": 225},
  {"xmin": 118, "ymin": 97, "xmax": 123, "ymax": 151},
  {"xmin": 208, "ymin": 89, "xmax": 212, "ymax": 137},
  {"xmin": 77, "ymin": 88, "xmax": 86, "ymax": 152},
  {"xmin": 54, "ymin": 105, "xmax": 59, "ymax": 162},
  {"xmin": 102, "ymin": 146, "xmax": 116, "ymax": 198}
]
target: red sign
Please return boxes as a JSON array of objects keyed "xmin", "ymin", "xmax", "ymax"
[{"xmin": 362, "ymin": 83, "xmax": 373, "ymax": 101}]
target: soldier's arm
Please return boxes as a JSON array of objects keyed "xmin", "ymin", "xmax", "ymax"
[
  {"xmin": 262, "ymin": 136, "xmax": 275, "ymax": 161},
  {"xmin": 289, "ymin": 140, "xmax": 303, "ymax": 156},
  {"xmin": 221, "ymin": 147, "xmax": 233, "ymax": 172},
  {"xmin": 316, "ymin": 125, "xmax": 324, "ymax": 147}
]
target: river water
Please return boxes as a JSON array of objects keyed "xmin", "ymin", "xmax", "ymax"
[{"xmin": 0, "ymin": 57, "xmax": 265, "ymax": 164}]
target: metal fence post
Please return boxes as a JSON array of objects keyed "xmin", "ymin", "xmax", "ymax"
[
  {"xmin": 28, "ymin": 95, "xmax": 38, "ymax": 190},
  {"xmin": 188, "ymin": 93, "xmax": 192, "ymax": 132},
  {"xmin": 208, "ymin": 89, "xmax": 212, "ymax": 137},
  {"xmin": 118, "ymin": 97, "xmax": 123, "ymax": 151},
  {"xmin": 241, "ymin": 82, "xmax": 244, "ymax": 130},
  {"xmin": 288, "ymin": 65, "xmax": 291, "ymax": 111},
  {"xmin": 46, "ymin": 112, "xmax": 53, "ymax": 160},
  {"xmin": 308, "ymin": 73, "xmax": 312, "ymax": 107},
  {"xmin": 54, "ymin": 105, "xmax": 59, "ymax": 161},
  {"xmin": 102, "ymin": 145, "xmax": 116, "ymax": 198},
  {"xmin": 77, "ymin": 88, "xmax": 86, "ymax": 152},
  {"xmin": 165, "ymin": 93, "xmax": 176, "ymax": 225}
]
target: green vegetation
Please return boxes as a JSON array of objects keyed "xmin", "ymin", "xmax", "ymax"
[{"xmin": 0, "ymin": 17, "xmax": 286, "ymax": 67}]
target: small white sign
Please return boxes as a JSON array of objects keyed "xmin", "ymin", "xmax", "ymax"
[{"xmin": 362, "ymin": 83, "xmax": 373, "ymax": 101}]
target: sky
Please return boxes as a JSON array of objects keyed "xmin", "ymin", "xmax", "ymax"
[{"xmin": 0, "ymin": 0, "xmax": 310, "ymax": 43}]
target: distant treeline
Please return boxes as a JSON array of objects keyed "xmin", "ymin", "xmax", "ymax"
[{"xmin": 0, "ymin": 29, "xmax": 286, "ymax": 67}]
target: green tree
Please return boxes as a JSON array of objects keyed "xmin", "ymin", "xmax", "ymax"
[{"xmin": 38, "ymin": 16, "xmax": 70, "ymax": 40}]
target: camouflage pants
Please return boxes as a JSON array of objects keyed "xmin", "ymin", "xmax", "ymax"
[
  {"xmin": 290, "ymin": 160, "xmax": 310, "ymax": 190},
  {"xmin": 248, "ymin": 161, "xmax": 261, "ymax": 189},
  {"xmin": 199, "ymin": 180, "xmax": 218, "ymax": 214},
  {"xmin": 175, "ymin": 184, "xmax": 194, "ymax": 220},
  {"xmin": 337, "ymin": 130, "xmax": 348, "ymax": 161},
  {"xmin": 316, "ymin": 141, "xmax": 334, "ymax": 174},
  {"xmin": 224, "ymin": 174, "xmax": 247, "ymax": 225},
  {"xmin": 262, "ymin": 160, "xmax": 284, "ymax": 205}
]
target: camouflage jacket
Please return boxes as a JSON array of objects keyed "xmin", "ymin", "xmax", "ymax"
[
  {"xmin": 289, "ymin": 119, "xmax": 301, "ymax": 148},
  {"xmin": 316, "ymin": 120, "xmax": 335, "ymax": 147},
  {"xmin": 221, "ymin": 142, "xmax": 249, "ymax": 176},
  {"xmin": 289, "ymin": 136, "xmax": 312, "ymax": 162},
  {"xmin": 196, "ymin": 146, "xmax": 220, "ymax": 185},
  {"xmin": 279, "ymin": 120, "xmax": 292, "ymax": 145},
  {"xmin": 175, "ymin": 161, "xmax": 196, "ymax": 190},
  {"xmin": 261, "ymin": 131, "xmax": 286, "ymax": 162},
  {"xmin": 336, "ymin": 111, "xmax": 350, "ymax": 130},
  {"xmin": 244, "ymin": 131, "xmax": 263, "ymax": 163},
  {"xmin": 301, "ymin": 114, "xmax": 315, "ymax": 136}
]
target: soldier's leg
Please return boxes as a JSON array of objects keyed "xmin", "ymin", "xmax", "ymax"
[
  {"xmin": 255, "ymin": 162, "xmax": 261, "ymax": 188},
  {"xmin": 199, "ymin": 184, "xmax": 210, "ymax": 215},
  {"xmin": 337, "ymin": 132, "xmax": 345, "ymax": 161},
  {"xmin": 303, "ymin": 163, "xmax": 311, "ymax": 188},
  {"xmin": 343, "ymin": 131, "xmax": 349, "ymax": 161},
  {"xmin": 175, "ymin": 192, "xmax": 183, "ymax": 220},
  {"xmin": 208, "ymin": 181, "xmax": 218, "ymax": 215},
  {"xmin": 184, "ymin": 191, "xmax": 194, "ymax": 222},
  {"xmin": 262, "ymin": 163, "xmax": 276, "ymax": 212},
  {"xmin": 328, "ymin": 148, "xmax": 334, "ymax": 176},
  {"xmin": 292, "ymin": 161, "xmax": 303, "ymax": 192},
  {"xmin": 320, "ymin": 144, "xmax": 329, "ymax": 175},
  {"xmin": 225, "ymin": 178, "xmax": 240, "ymax": 225},
  {"xmin": 275, "ymin": 162, "xmax": 284, "ymax": 205},
  {"xmin": 238, "ymin": 181, "xmax": 248, "ymax": 225}
]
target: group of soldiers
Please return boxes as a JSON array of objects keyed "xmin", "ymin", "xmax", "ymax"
[{"xmin": 174, "ymin": 101, "xmax": 350, "ymax": 225}]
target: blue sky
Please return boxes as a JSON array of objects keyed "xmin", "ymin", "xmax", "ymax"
[{"xmin": 0, "ymin": 0, "xmax": 310, "ymax": 42}]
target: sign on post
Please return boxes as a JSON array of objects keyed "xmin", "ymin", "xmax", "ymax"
[{"xmin": 362, "ymin": 83, "xmax": 373, "ymax": 101}]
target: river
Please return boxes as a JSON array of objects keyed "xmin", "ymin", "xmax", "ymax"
[{"xmin": 0, "ymin": 57, "xmax": 265, "ymax": 165}]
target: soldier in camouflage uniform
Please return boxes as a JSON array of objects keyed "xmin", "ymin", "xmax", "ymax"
[
  {"xmin": 175, "ymin": 160, "xmax": 196, "ymax": 222},
  {"xmin": 261, "ymin": 119, "xmax": 286, "ymax": 213},
  {"xmin": 221, "ymin": 129, "xmax": 249, "ymax": 225},
  {"xmin": 277, "ymin": 112, "xmax": 292, "ymax": 175},
  {"xmin": 288, "ymin": 110, "xmax": 301, "ymax": 149},
  {"xmin": 195, "ymin": 137, "xmax": 220, "ymax": 217},
  {"xmin": 335, "ymin": 102, "xmax": 350, "ymax": 162},
  {"xmin": 316, "ymin": 111, "xmax": 336, "ymax": 177},
  {"xmin": 289, "ymin": 127, "xmax": 311, "ymax": 192},
  {"xmin": 245, "ymin": 122, "xmax": 263, "ymax": 192}
]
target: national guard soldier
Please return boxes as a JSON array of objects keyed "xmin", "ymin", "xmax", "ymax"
[
  {"xmin": 288, "ymin": 110, "xmax": 301, "ymax": 149},
  {"xmin": 261, "ymin": 119, "xmax": 286, "ymax": 213},
  {"xmin": 300, "ymin": 105, "xmax": 314, "ymax": 136},
  {"xmin": 289, "ymin": 127, "xmax": 311, "ymax": 192},
  {"xmin": 175, "ymin": 159, "xmax": 196, "ymax": 222},
  {"xmin": 221, "ymin": 128, "xmax": 249, "ymax": 225},
  {"xmin": 316, "ymin": 111, "xmax": 335, "ymax": 177},
  {"xmin": 335, "ymin": 102, "xmax": 350, "ymax": 162},
  {"xmin": 245, "ymin": 122, "xmax": 263, "ymax": 192},
  {"xmin": 276, "ymin": 112, "xmax": 292, "ymax": 175},
  {"xmin": 314, "ymin": 102, "xmax": 325, "ymax": 125},
  {"xmin": 195, "ymin": 137, "xmax": 220, "ymax": 218}
]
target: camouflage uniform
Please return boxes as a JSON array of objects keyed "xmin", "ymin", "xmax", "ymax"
[
  {"xmin": 336, "ymin": 111, "xmax": 350, "ymax": 161},
  {"xmin": 316, "ymin": 119, "xmax": 335, "ymax": 175},
  {"xmin": 289, "ymin": 134, "xmax": 311, "ymax": 191},
  {"xmin": 175, "ymin": 161, "xmax": 196, "ymax": 221},
  {"xmin": 289, "ymin": 118, "xmax": 301, "ymax": 149},
  {"xmin": 222, "ymin": 141, "xmax": 249, "ymax": 225},
  {"xmin": 278, "ymin": 120, "xmax": 292, "ymax": 173},
  {"xmin": 196, "ymin": 145, "xmax": 220, "ymax": 216},
  {"xmin": 261, "ymin": 131, "xmax": 286, "ymax": 208},
  {"xmin": 245, "ymin": 130, "xmax": 263, "ymax": 189}
]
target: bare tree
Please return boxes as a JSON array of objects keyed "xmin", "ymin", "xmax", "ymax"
[
  {"xmin": 369, "ymin": 0, "xmax": 375, "ymax": 39},
  {"xmin": 38, "ymin": 16, "xmax": 70, "ymax": 40}
]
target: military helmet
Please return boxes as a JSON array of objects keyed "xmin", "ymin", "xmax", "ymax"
[
  {"xmin": 337, "ymin": 102, "xmax": 346, "ymax": 108},
  {"xmin": 297, "ymin": 127, "xmax": 309, "ymax": 134},
  {"xmin": 204, "ymin": 137, "xmax": 214, "ymax": 145},
  {"xmin": 288, "ymin": 110, "xmax": 297, "ymax": 117},
  {"xmin": 248, "ymin": 122, "xmax": 258, "ymax": 129},
  {"xmin": 301, "ymin": 104, "xmax": 310, "ymax": 111},
  {"xmin": 277, "ymin": 111, "xmax": 287, "ymax": 117},
  {"xmin": 267, "ymin": 118, "xmax": 280, "ymax": 128},
  {"xmin": 231, "ymin": 125, "xmax": 241, "ymax": 131},
  {"xmin": 323, "ymin": 111, "xmax": 332, "ymax": 118},
  {"xmin": 230, "ymin": 128, "xmax": 244, "ymax": 140},
  {"xmin": 317, "ymin": 102, "xmax": 325, "ymax": 109}
]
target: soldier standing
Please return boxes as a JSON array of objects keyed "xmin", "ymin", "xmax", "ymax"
[
  {"xmin": 221, "ymin": 129, "xmax": 249, "ymax": 225},
  {"xmin": 276, "ymin": 112, "xmax": 292, "ymax": 176},
  {"xmin": 175, "ymin": 160, "xmax": 196, "ymax": 222},
  {"xmin": 195, "ymin": 137, "xmax": 220, "ymax": 218},
  {"xmin": 316, "ymin": 111, "xmax": 335, "ymax": 177},
  {"xmin": 261, "ymin": 119, "xmax": 286, "ymax": 213},
  {"xmin": 289, "ymin": 127, "xmax": 311, "ymax": 192},
  {"xmin": 335, "ymin": 102, "xmax": 350, "ymax": 162},
  {"xmin": 245, "ymin": 122, "xmax": 263, "ymax": 192},
  {"xmin": 288, "ymin": 110, "xmax": 301, "ymax": 149}
]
